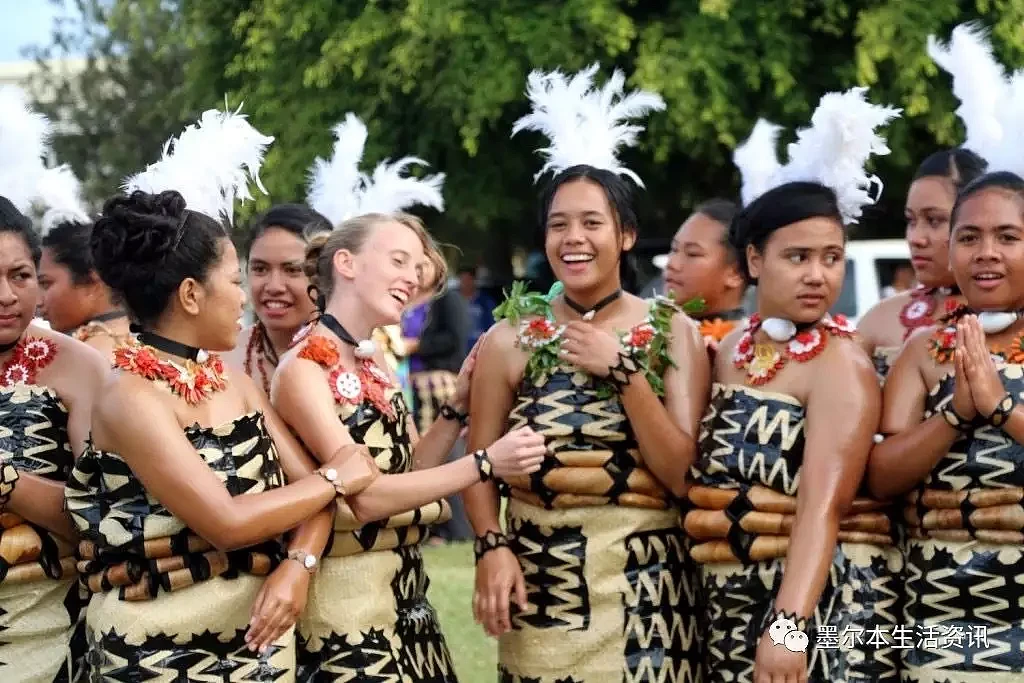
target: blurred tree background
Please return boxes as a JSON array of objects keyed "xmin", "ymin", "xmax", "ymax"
[{"xmin": 27, "ymin": 0, "xmax": 1024, "ymax": 277}]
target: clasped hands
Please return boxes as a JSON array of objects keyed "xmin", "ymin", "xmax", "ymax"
[{"xmin": 950, "ymin": 315, "xmax": 1009, "ymax": 422}]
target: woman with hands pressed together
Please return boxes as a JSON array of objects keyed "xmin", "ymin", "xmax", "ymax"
[
  {"xmin": 868, "ymin": 171, "xmax": 1024, "ymax": 680},
  {"xmin": 686, "ymin": 90, "xmax": 901, "ymax": 683},
  {"xmin": 271, "ymin": 213, "xmax": 544, "ymax": 682},
  {"xmin": 464, "ymin": 65, "xmax": 708, "ymax": 682},
  {"xmin": 62, "ymin": 112, "xmax": 352, "ymax": 681}
]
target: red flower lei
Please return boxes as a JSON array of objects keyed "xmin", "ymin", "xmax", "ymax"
[
  {"xmin": 243, "ymin": 324, "xmax": 277, "ymax": 395},
  {"xmin": 732, "ymin": 313, "xmax": 856, "ymax": 386},
  {"xmin": 0, "ymin": 337, "xmax": 58, "ymax": 387},
  {"xmin": 113, "ymin": 341, "xmax": 227, "ymax": 405},
  {"xmin": 899, "ymin": 286, "xmax": 961, "ymax": 340},
  {"xmin": 298, "ymin": 334, "xmax": 395, "ymax": 418}
]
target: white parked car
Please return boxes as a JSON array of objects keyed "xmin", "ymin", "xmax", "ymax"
[{"xmin": 832, "ymin": 239, "xmax": 911, "ymax": 324}]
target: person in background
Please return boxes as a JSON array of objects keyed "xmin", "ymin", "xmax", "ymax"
[
  {"xmin": 880, "ymin": 262, "xmax": 915, "ymax": 299},
  {"xmin": 404, "ymin": 260, "xmax": 472, "ymax": 543},
  {"xmin": 226, "ymin": 204, "xmax": 329, "ymax": 394},
  {"xmin": 458, "ymin": 266, "xmax": 495, "ymax": 349},
  {"xmin": 38, "ymin": 219, "xmax": 132, "ymax": 357},
  {"xmin": 664, "ymin": 198, "xmax": 747, "ymax": 353}
]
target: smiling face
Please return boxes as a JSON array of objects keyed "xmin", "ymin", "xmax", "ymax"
[
  {"xmin": 905, "ymin": 176, "xmax": 956, "ymax": 287},
  {"xmin": 248, "ymin": 227, "xmax": 317, "ymax": 335},
  {"xmin": 0, "ymin": 232, "xmax": 39, "ymax": 345},
  {"xmin": 335, "ymin": 220, "xmax": 424, "ymax": 326},
  {"xmin": 544, "ymin": 178, "xmax": 636, "ymax": 295},
  {"xmin": 665, "ymin": 212, "xmax": 743, "ymax": 311},
  {"xmin": 747, "ymin": 216, "xmax": 846, "ymax": 324},
  {"xmin": 950, "ymin": 187, "xmax": 1024, "ymax": 311},
  {"xmin": 38, "ymin": 246, "xmax": 95, "ymax": 333}
]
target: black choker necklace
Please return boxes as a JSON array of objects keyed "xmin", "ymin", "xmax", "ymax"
[
  {"xmin": 90, "ymin": 310, "xmax": 126, "ymax": 324},
  {"xmin": 563, "ymin": 289, "xmax": 622, "ymax": 321},
  {"xmin": 0, "ymin": 338, "xmax": 20, "ymax": 354},
  {"xmin": 132, "ymin": 326, "xmax": 208, "ymax": 363},
  {"xmin": 319, "ymin": 313, "xmax": 376, "ymax": 359}
]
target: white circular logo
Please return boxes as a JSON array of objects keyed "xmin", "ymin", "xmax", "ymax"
[
  {"xmin": 906, "ymin": 300, "xmax": 930, "ymax": 320},
  {"xmin": 334, "ymin": 372, "xmax": 362, "ymax": 400}
]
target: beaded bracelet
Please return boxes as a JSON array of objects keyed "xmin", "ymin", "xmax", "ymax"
[
  {"xmin": 606, "ymin": 349, "xmax": 642, "ymax": 390},
  {"xmin": 941, "ymin": 403, "xmax": 975, "ymax": 434},
  {"xmin": 763, "ymin": 607, "xmax": 809, "ymax": 635},
  {"xmin": 984, "ymin": 392, "xmax": 1016, "ymax": 428},
  {"xmin": 473, "ymin": 530, "xmax": 509, "ymax": 563},
  {"xmin": 472, "ymin": 449, "xmax": 494, "ymax": 482},
  {"xmin": 440, "ymin": 403, "xmax": 468, "ymax": 426}
]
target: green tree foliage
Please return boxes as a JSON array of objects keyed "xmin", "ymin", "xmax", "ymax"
[
  {"xmin": 32, "ymin": 0, "xmax": 1024, "ymax": 267},
  {"xmin": 27, "ymin": 0, "xmax": 204, "ymax": 207}
]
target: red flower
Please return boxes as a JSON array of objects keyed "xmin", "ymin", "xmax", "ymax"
[
  {"xmin": 3, "ymin": 363, "xmax": 29, "ymax": 386},
  {"xmin": 299, "ymin": 335, "xmax": 341, "ymax": 368},
  {"xmin": 628, "ymin": 324, "xmax": 655, "ymax": 349}
]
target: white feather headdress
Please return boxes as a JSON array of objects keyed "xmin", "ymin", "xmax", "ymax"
[
  {"xmin": 0, "ymin": 86, "xmax": 89, "ymax": 230},
  {"xmin": 927, "ymin": 22, "xmax": 1007, "ymax": 163},
  {"xmin": 733, "ymin": 120, "xmax": 783, "ymax": 207},
  {"xmin": 306, "ymin": 113, "xmax": 445, "ymax": 226},
  {"xmin": 511, "ymin": 64, "xmax": 665, "ymax": 187},
  {"xmin": 124, "ymin": 104, "xmax": 274, "ymax": 225},
  {"xmin": 735, "ymin": 87, "xmax": 901, "ymax": 225}
]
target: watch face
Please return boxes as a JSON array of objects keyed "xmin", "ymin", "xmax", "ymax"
[
  {"xmin": 303, "ymin": 555, "xmax": 316, "ymax": 569},
  {"xmin": 324, "ymin": 468, "xmax": 338, "ymax": 481}
]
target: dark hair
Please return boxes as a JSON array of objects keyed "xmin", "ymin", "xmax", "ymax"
[
  {"xmin": 42, "ymin": 220, "xmax": 95, "ymax": 284},
  {"xmin": 950, "ymin": 171, "xmax": 1024, "ymax": 228},
  {"xmin": 538, "ymin": 165, "xmax": 640, "ymax": 291},
  {"xmin": 729, "ymin": 182, "xmax": 842, "ymax": 284},
  {"xmin": 913, "ymin": 148, "xmax": 988, "ymax": 193},
  {"xmin": 0, "ymin": 196, "xmax": 41, "ymax": 266},
  {"xmin": 247, "ymin": 203, "xmax": 332, "ymax": 255},
  {"xmin": 693, "ymin": 198, "xmax": 740, "ymax": 264},
  {"xmin": 91, "ymin": 190, "xmax": 227, "ymax": 327}
]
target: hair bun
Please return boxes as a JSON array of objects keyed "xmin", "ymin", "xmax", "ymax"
[{"xmin": 92, "ymin": 190, "xmax": 187, "ymax": 291}]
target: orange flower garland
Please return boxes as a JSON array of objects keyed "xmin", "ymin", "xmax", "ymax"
[
  {"xmin": 298, "ymin": 334, "xmax": 395, "ymax": 418},
  {"xmin": 113, "ymin": 341, "xmax": 227, "ymax": 405},
  {"xmin": 0, "ymin": 337, "xmax": 57, "ymax": 387},
  {"xmin": 699, "ymin": 318, "xmax": 738, "ymax": 344}
]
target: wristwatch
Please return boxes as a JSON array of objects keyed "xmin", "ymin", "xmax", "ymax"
[
  {"xmin": 317, "ymin": 466, "xmax": 347, "ymax": 496},
  {"xmin": 287, "ymin": 549, "xmax": 319, "ymax": 574}
]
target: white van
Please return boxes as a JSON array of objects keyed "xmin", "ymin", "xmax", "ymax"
[
  {"xmin": 832, "ymin": 239, "xmax": 911, "ymax": 323},
  {"xmin": 739, "ymin": 238, "xmax": 911, "ymax": 324}
]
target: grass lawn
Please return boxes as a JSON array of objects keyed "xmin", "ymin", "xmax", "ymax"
[{"xmin": 423, "ymin": 541, "xmax": 497, "ymax": 681}]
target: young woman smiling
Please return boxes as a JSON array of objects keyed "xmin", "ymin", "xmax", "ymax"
[
  {"xmin": 465, "ymin": 65, "xmax": 709, "ymax": 682},
  {"xmin": 226, "ymin": 204, "xmax": 330, "ymax": 394}
]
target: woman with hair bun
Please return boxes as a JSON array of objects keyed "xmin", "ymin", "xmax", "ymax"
[
  {"xmin": 225, "ymin": 204, "xmax": 330, "ymax": 394},
  {"xmin": 686, "ymin": 90, "xmax": 900, "ymax": 682},
  {"xmin": 62, "ymin": 110, "xmax": 369, "ymax": 681},
  {"xmin": 273, "ymin": 213, "xmax": 545, "ymax": 682},
  {"xmin": 465, "ymin": 65, "xmax": 709, "ymax": 683},
  {"xmin": 39, "ymin": 219, "xmax": 131, "ymax": 357}
]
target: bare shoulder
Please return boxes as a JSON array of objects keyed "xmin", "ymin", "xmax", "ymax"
[
  {"xmin": 826, "ymin": 335, "xmax": 877, "ymax": 378},
  {"xmin": 481, "ymin": 319, "xmax": 520, "ymax": 354},
  {"xmin": 34, "ymin": 326, "xmax": 108, "ymax": 396},
  {"xmin": 858, "ymin": 292, "xmax": 911, "ymax": 343}
]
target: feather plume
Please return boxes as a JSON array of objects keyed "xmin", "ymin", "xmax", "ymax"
[
  {"xmin": 512, "ymin": 64, "xmax": 665, "ymax": 187},
  {"xmin": 37, "ymin": 165, "xmax": 89, "ymax": 233},
  {"xmin": 734, "ymin": 120, "xmax": 782, "ymax": 207},
  {"xmin": 986, "ymin": 68, "xmax": 1024, "ymax": 175},
  {"xmin": 356, "ymin": 157, "xmax": 445, "ymax": 216},
  {"xmin": 306, "ymin": 114, "xmax": 368, "ymax": 226},
  {"xmin": 0, "ymin": 86, "xmax": 51, "ymax": 214},
  {"xmin": 125, "ymin": 104, "xmax": 273, "ymax": 225},
  {"xmin": 754, "ymin": 87, "xmax": 900, "ymax": 225},
  {"xmin": 306, "ymin": 113, "xmax": 445, "ymax": 225},
  {"xmin": 927, "ymin": 22, "xmax": 1007, "ymax": 161}
]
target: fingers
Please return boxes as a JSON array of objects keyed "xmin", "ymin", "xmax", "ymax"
[
  {"xmin": 514, "ymin": 569, "xmax": 528, "ymax": 611},
  {"xmin": 249, "ymin": 585, "xmax": 267, "ymax": 621},
  {"xmin": 472, "ymin": 589, "xmax": 483, "ymax": 625},
  {"xmin": 246, "ymin": 596, "xmax": 294, "ymax": 653}
]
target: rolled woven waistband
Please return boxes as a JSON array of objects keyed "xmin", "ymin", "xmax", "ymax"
[
  {"xmin": 905, "ymin": 487, "xmax": 1024, "ymax": 542},
  {"xmin": 0, "ymin": 519, "xmax": 76, "ymax": 585}
]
